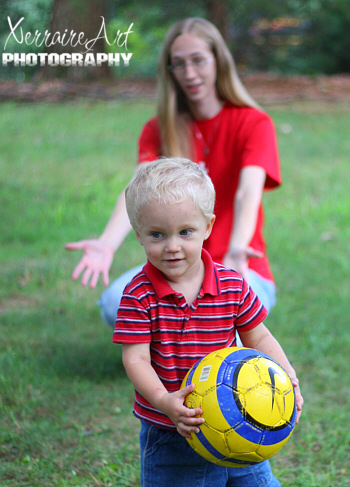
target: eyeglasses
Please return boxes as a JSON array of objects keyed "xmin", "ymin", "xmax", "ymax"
[{"xmin": 168, "ymin": 56, "xmax": 214, "ymax": 74}]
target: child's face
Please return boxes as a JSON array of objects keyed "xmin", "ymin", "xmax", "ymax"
[{"xmin": 135, "ymin": 198, "xmax": 215, "ymax": 284}]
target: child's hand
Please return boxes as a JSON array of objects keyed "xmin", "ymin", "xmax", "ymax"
[
  {"xmin": 159, "ymin": 383, "xmax": 205, "ymax": 439},
  {"xmin": 290, "ymin": 377, "xmax": 304, "ymax": 424}
]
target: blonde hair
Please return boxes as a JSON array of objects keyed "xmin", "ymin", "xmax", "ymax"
[
  {"xmin": 157, "ymin": 17, "xmax": 260, "ymax": 158},
  {"xmin": 125, "ymin": 158, "xmax": 215, "ymax": 232}
]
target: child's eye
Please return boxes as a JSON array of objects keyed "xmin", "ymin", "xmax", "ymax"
[
  {"xmin": 151, "ymin": 232, "xmax": 163, "ymax": 239},
  {"xmin": 180, "ymin": 229, "xmax": 192, "ymax": 236}
]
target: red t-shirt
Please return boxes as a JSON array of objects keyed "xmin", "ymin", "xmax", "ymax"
[
  {"xmin": 113, "ymin": 249, "xmax": 267, "ymax": 429},
  {"xmin": 137, "ymin": 103, "xmax": 282, "ymax": 281}
]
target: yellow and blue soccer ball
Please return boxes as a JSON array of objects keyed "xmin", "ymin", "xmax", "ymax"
[{"xmin": 181, "ymin": 347, "xmax": 297, "ymax": 468}]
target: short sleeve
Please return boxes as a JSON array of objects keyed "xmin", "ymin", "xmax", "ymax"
[
  {"xmin": 113, "ymin": 293, "xmax": 152, "ymax": 344},
  {"xmin": 235, "ymin": 279, "xmax": 268, "ymax": 331},
  {"xmin": 138, "ymin": 117, "xmax": 161, "ymax": 163},
  {"xmin": 241, "ymin": 112, "xmax": 282, "ymax": 190}
]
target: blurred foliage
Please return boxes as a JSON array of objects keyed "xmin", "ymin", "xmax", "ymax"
[
  {"xmin": 227, "ymin": 0, "xmax": 350, "ymax": 74},
  {"xmin": 0, "ymin": 0, "xmax": 349, "ymax": 81},
  {"xmin": 100, "ymin": 0, "xmax": 206, "ymax": 78},
  {"xmin": 289, "ymin": 0, "xmax": 350, "ymax": 74},
  {"xmin": 0, "ymin": 0, "xmax": 54, "ymax": 80}
]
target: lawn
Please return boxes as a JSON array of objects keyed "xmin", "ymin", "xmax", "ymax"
[{"xmin": 0, "ymin": 98, "xmax": 349, "ymax": 486}]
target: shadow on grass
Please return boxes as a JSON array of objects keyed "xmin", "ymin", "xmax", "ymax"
[
  {"xmin": 35, "ymin": 334, "xmax": 126, "ymax": 383},
  {"xmin": 4, "ymin": 295, "xmax": 127, "ymax": 383}
]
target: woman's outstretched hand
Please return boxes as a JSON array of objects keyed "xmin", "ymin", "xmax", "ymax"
[
  {"xmin": 65, "ymin": 240, "xmax": 114, "ymax": 288},
  {"xmin": 224, "ymin": 246, "xmax": 263, "ymax": 281}
]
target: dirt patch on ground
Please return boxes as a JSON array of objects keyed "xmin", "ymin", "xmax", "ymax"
[
  {"xmin": 0, "ymin": 73, "xmax": 349, "ymax": 104},
  {"xmin": 0, "ymin": 295, "xmax": 36, "ymax": 313},
  {"xmin": 242, "ymin": 73, "xmax": 350, "ymax": 103}
]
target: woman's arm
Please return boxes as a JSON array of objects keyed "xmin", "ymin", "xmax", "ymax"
[
  {"xmin": 65, "ymin": 189, "xmax": 132, "ymax": 288},
  {"xmin": 122, "ymin": 343, "xmax": 204, "ymax": 438},
  {"xmin": 65, "ymin": 117, "xmax": 161, "ymax": 289},
  {"xmin": 224, "ymin": 166, "xmax": 265, "ymax": 279},
  {"xmin": 99, "ymin": 189, "xmax": 132, "ymax": 250}
]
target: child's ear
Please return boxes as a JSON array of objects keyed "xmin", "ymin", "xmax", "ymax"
[
  {"xmin": 204, "ymin": 214, "xmax": 216, "ymax": 240},
  {"xmin": 135, "ymin": 230, "xmax": 143, "ymax": 246}
]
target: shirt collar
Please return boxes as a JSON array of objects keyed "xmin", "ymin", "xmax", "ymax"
[{"xmin": 143, "ymin": 249, "xmax": 221, "ymax": 299}]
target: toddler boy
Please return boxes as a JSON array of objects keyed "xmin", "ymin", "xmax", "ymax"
[{"xmin": 113, "ymin": 157, "xmax": 303, "ymax": 487}]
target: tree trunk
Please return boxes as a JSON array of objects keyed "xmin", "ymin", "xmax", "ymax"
[
  {"xmin": 206, "ymin": 0, "xmax": 229, "ymax": 41},
  {"xmin": 40, "ymin": 0, "xmax": 111, "ymax": 81}
]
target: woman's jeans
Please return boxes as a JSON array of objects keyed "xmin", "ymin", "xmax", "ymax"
[
  {"xmin": 98, "ymin": 265, "xmax": 276, "ymax": 329},
  {"xmin": 140, "ymin": 421, "xmax": 281, "ymax": 487}
]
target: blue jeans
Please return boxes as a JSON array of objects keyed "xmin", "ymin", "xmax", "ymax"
[
  {"xmin": 98, "ymin": 264, "xmax": 144, "ymax": 327},
  {"xmin": 98, "ymin": 265, "xmax": 276, "ymax": 328},
  {"xmin": 140, "ymin": 421, "xmax": 281, "ymax": 487}
]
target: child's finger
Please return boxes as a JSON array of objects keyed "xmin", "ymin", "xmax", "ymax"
[
  {"xmin": 177, "ymin": 420, "xmax": 204, "ymax": 438},
  {"xmin": 180, "ymin": 413, "xmax": 205, "ymax": 425},
  {"xmin": 179, "ymin": 403, "xmax": 203, "ymax": 418},
  {"xmin": 179, "ymin": 383, "xmax": 195, "ymax": 397}
]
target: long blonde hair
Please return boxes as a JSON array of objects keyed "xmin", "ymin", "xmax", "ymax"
[{"xmin": 157, "ymin": 17, "xmax": 260, "ymax": 158}]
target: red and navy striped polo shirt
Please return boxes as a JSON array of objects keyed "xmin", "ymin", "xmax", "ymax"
[{"xmin": 113, "ymin": 249, "xmax": 268, "ymax": 430}]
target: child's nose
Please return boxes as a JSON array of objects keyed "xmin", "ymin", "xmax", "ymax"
[{"xmin": 165, "ymin": 236, "xmax": 180, "ymax": 253}]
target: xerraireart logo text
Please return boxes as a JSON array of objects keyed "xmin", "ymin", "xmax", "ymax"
[{"xmin": 2, "ymin": 17, "xmax": 133, "ymax": 67}]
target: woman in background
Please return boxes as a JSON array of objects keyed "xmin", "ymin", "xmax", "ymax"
[{"xmin": 65, "ymin": 17, "xmax": 282, "ymax": 327}]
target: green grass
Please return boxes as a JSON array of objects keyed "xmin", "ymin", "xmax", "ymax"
[{"xmin": 1, "ymin": 98, "xmax": 349, "ymax": 486}]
